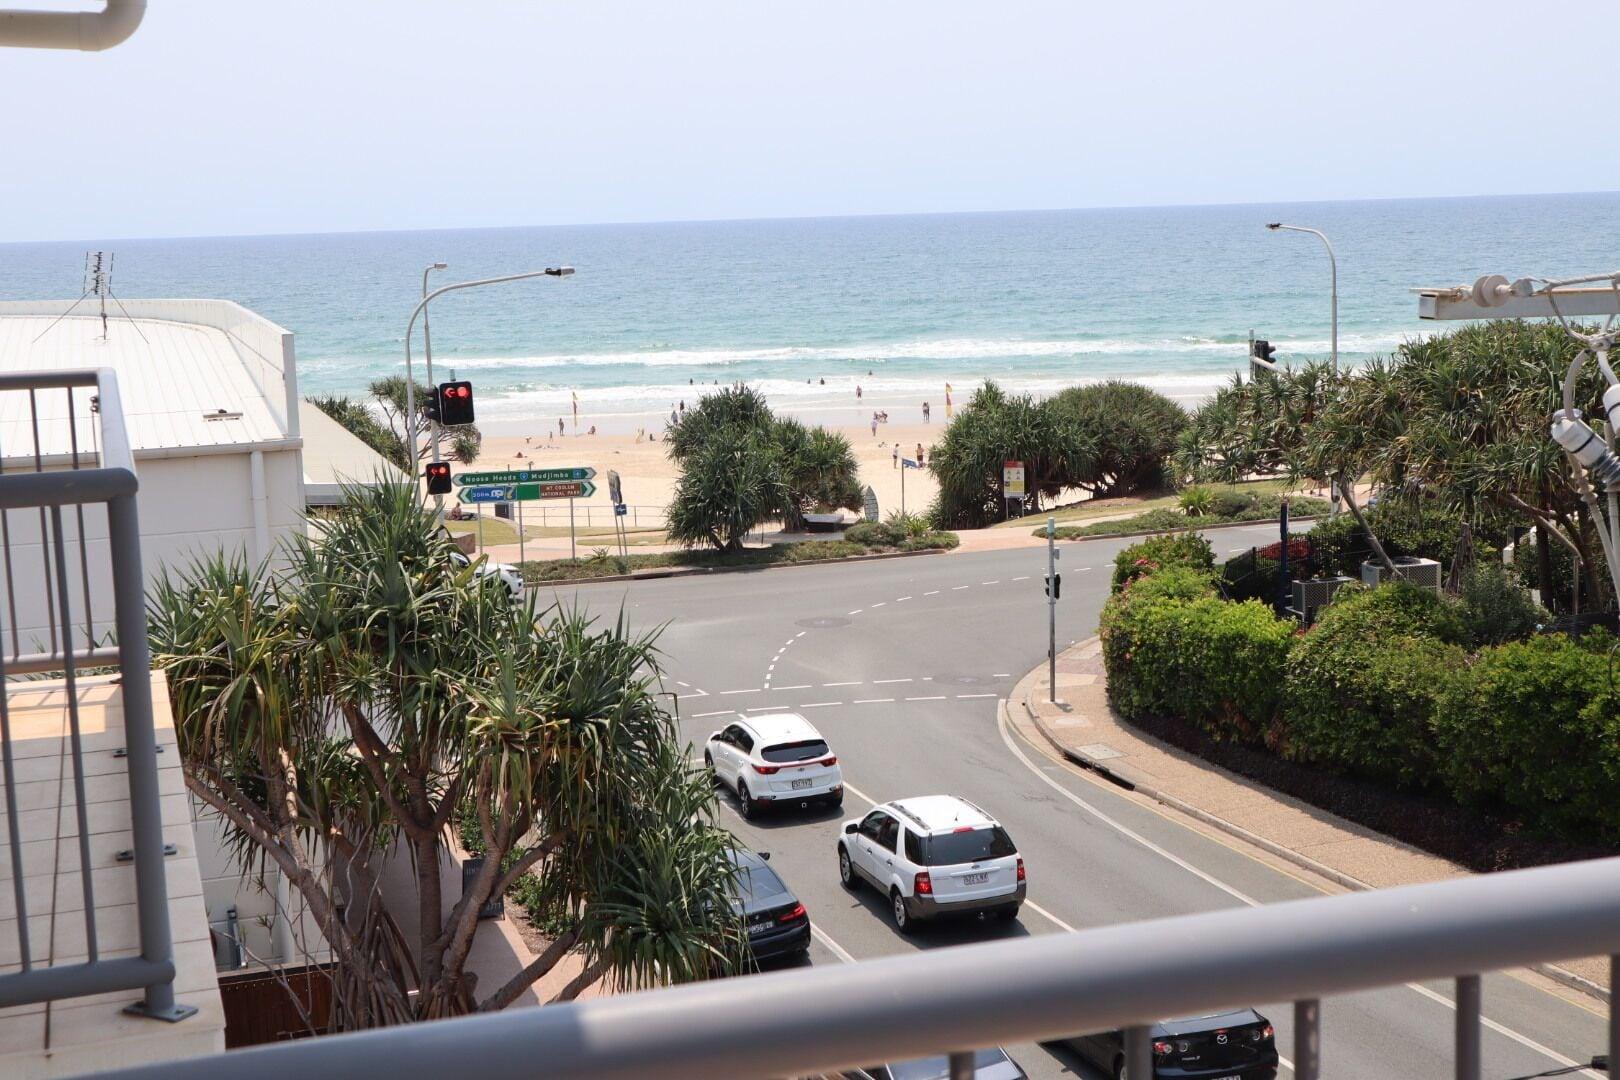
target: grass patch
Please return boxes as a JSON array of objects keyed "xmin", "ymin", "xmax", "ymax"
[
  {"xmin": 519, "ymin": 531, "xmax": 958, "ymax": 583},
  {"xmin": 995, "ymin": 479, "xmax": 1296, "ymax": 530},
  {"xmin": 444, "ymin": 518, "xmax": 662, "ymax": 546},
  {"xmin": 1037, "ymin": 495, "xmax": 1331, "ymax": 541}
]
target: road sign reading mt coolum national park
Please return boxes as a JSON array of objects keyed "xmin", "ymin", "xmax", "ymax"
[
  {"xmin": 455, "ymin": 467, "xmax": 595, "ymax": 487},
  {"xmin": 457, "ymin": 480, "xmax": 596, "ymax": 504}
]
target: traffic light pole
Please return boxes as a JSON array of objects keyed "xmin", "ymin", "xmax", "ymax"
[{"xmin": 1047, "ymin": 516, "xmax": 1057, "ymax": 704}]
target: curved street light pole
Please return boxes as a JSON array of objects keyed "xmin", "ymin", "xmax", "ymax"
[
  {"xmin": 420, "ymin": 263, "xmax": 449, "ymax": 463},
  {"xmin": 402, "ymin": 266, "xmax": 575, "ymax": 472},
  {"xmin": 1265, "ymin": 223, "xmax": 1337, "ymax": 376}
]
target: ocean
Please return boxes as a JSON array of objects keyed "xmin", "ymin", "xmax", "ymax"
[{"xmin": 3, "ymin": 193, "xmax": 1617, "ymax": 431}]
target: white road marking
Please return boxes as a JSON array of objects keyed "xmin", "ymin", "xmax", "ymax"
[
  {"xmin": 1023, "ymin": 898, "xmax": 1074, "ymax": 932},
  {"xmin": 992, "ymin": 673, "xmax": 1011, "ymax": 678},
  {"xmin": 824, "ymin": 681, "xmax": 862, "ymax": 687},
  {"xmin": 871, "ymin": 602, "xmax": 886, "ymax": 608},
  {"xmin": 774, "ymin": 684, "xmax": 812, "ymax": 691},
  {"xmin": 951, "ymin": 585, "xmax": 971, "ymax": 591},
  {"xmin": 847, "ymin": 609, "xmax": 863, "ymax": 615},
  {"xmin": 796, "ymin": 631, "xmax": 807, "ymax": 638},
  {"xmin": 873, "ymin": 678, "xmax": 912, "ymax": 684},
  {"xmin": 981, "ymin": 580, "xmax": 1000, "ymax": 585},
  {"xmin": 721, "ymin": 688, "xmax": 760, "ymax": 696},
  {"xmin": 998, "ymin": 707, "xmax": 1588, "ymax": 1077},
  {"xmin": 799, "ymin": 701, "xmax": 841, "ymax": 708},
  {"xmin": 896, "ymin": 596, "xmax": 913, "ymax": 602},
  {"xmin": 746, "ymin": 705, "xmax": 792, "ymax": 712},
  {"xmin": 956, "ymin": 693, "xmax": 997, "ymax": 699},
  {"xmin": 676, "ymin": 680, "xmax": 690, "ymax": 688},
  {"xmin": 1012, "ymin": 575, "xmax": 1030, "ymax": 581},
  {"xmin": 924, "ymin": 590, "xmax": 940, "ymax": 595},
  {"xmin": 906, "ymin": 695, "xmax": 947, "ymax": 702},
  {"xmin": 1076, "ymin": 567, "xmax": 1092, "ymax": 572},
  {"xmin": 691, "ymin": 710, "xmax": 732, "ymax": 719},
  {"xmin": 811, "ymin": 923, "xmax": 858, "ymax": 965},
  {"xmin": 853, "ymin": 698, "xmax": 895, "ymax": 704}
]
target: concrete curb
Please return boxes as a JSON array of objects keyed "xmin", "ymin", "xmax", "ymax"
[
  {"xmin": 1013, "ymin": 639, "xmax": 1609, "ymax": 1004},
  {"xmin": 1025, "ymin": 514, "xmax": 1319, "ymax": 545},
  {"xmin": 524, "ymin": 544, "xmax": 949, "ymax": 587}
]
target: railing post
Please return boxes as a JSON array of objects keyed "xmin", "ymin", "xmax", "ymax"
[
  {"xmin": 107, "ymin": 491, "xmax": 196, "ymax": 1023},
  {"xmin": 947, "ymin": 1051, "xmax": 974, "ymax": 1079},
  {"xmin": 1125, "ymin": 1025, "xmax": 1152, "ymax": 1078},
  {"xmin": 1455, "ymin": 974, "xmax": 1481, "ymax": 1080},
  {"xmin": 1294, "ymin": 998, "xmax": 1321, "ymax": 1080}
]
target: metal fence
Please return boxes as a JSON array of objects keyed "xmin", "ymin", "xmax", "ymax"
[
  {"xmin": 0, "ymin": 369, "xmax": 190, "ymax": 1020},
  {"xmin": 103, "ymin": 854, "xmax": 1620, "ymax": 1079}
]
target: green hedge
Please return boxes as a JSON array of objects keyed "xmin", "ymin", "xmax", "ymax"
[
  {"xmin": 1435, "ymin": 630, "xmax": 1620, "ymax": 840},
  {"xmin": 1281, "ymin": 584, "xmax": 1468, "ymax": 787},
  {"xmin": 1040, "ymin": 494, "xmax": 1330, "ymax": 542},
  {"xmin": 1111, "ymin": 532, "xmax": 1215, "ymax": 593},
  {"xmin": 1101, "ymin": 590, "xmax": 1294, "ymax": 741}
]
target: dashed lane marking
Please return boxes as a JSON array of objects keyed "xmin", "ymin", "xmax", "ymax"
[
  {"xmin": 774, "ymin": 684, "xmax": 812, "ymax": 691},
  {"xmin": 981, "ymin": 580, "xmax": 1000, "ymax": 585},
  {"xmin": 924, "ymin": 590, "xmax": 940, "ymax": 595},
  {"xmin": 873, "ymin": 678, "xmax": 912, "ymax": 684},
  {"xmin": 721, "ymin": 688, "xmax": 760, "ymax": 695},
  {"xmin": 906, "ymin": 695, "xmax": 946, "ymax": 702},
  {"xmin": 823, "ymin": 681, "xmax": 861, "ymax": 687},
  {"xmin": 956, "ymin": 693, "xmax": 997, "ymax": 699},
  {"xmin": 871, "ymin": 601, "xmax": 886, "ymax": 608},
  {"xmin": 952, "ymin": 585, "xmax": 970, "ymax": 591},
  {"xmin": 896, "ymin": 596, "xmax": 913, "ymax": 602},
  {"xmin": 853, "ymin": 698, "xmax": 895, "ymax": 704},
  {"xmin": 847, "ymin": 609, "xmax": 863, "ymax": 615},
  {"xmin": 691, "ymin": 710, "xmax": 732, "ymax": 719},
  {"xmin": 799, "ymin": 701, "xmax": 841, "ymax": 708},
  {"xmin": 1012, "ymin": 575, "xmax": 1030, "ymax": 581}
]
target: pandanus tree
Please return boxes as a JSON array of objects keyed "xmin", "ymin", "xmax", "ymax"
[{"xmin": 149, "ymin": 481, "xmax": 743, "ymax": 1030}]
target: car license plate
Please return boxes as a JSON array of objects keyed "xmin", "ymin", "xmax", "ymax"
[
  {"xmin": 963, "ymin": 872, "xmax": 989, "ymax": 885},
  {"xmin": 791, "ymin": 778, "xmax": 813, "ymax": 790},
  {"xmin": 747, "ymin": 922, "xmax": 770, "ymax": 936}
]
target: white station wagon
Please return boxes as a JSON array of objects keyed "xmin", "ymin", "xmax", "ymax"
[{"xmin": 704, "ymin": 712, "xmax": 844, "ymax": 819}]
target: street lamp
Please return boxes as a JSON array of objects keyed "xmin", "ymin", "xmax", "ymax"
[
  {"xmin": 1265, "ymin": 223, "xmax": 1337, "ymax": 375},
  {"xmin": 402, "ymin": 266, "xmax": 575, "ymax": 472}
]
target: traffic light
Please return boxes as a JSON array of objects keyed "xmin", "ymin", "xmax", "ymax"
[
  {"xmin": 1250, "ymin": 339, "xmax": 1279, "ymax": 371},
  {"xmin": 437, "ymin": 381, "xmax": 475, "ymax": 426},
  {"xmin": 424, "ymin": 461, "xmax": 452, "ymax": 495},
  {"xmin": 1044, "ymin": 573, "xmax": 1061, "ymax": 600}
]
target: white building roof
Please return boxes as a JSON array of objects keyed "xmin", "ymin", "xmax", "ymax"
[
  {"xmin": 0, "ymin": 299, "xmax": 299, "ymax": 462},
  {"xmin": 298, "ymin": 399, "xmax": 407, "ymax": 505}
]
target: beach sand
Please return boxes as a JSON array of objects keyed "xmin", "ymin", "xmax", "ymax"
[{"xmin": 473, "ymin": 419, "xmax": 943, "ymax": 527}]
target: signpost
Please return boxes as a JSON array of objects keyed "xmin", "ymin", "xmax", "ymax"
[
  {"xmin": 1046, "ymin": 516, "xmax": 1059, "ymax": 703},
  {"xmin": 900, "ymin": 458, "xmax": 920, "ymax": 516},
  {"xmin": 455, "ymin": 467, "xmax": 595, "ymax": 486},
  {"xmin": 456, "ymin": 467, "xmax": 596, "ymax": 560},
  {"xmin": 456, "ymin": 480, "xmax": 596, "ymax": 504},
  {"xmin": 607, "ymin": 470, "xmax": 626, "ymax": 558},
  {"xmin": 1003, "ymin": 460, "xmax": 1026, "ymax": 521}
]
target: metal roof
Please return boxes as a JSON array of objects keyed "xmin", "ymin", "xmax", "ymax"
[
  {"xmin": 0, "ymin": 301, "xmax": 296, "ymax": 461},
  {"xmin": 298, "ymin": 400, "xmax": 406, "ymax": 505}
]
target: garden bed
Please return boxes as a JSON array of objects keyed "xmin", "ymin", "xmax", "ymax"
[{"xmin": 519, "ymin": 530, "xmax": 958, "ymax": 584}]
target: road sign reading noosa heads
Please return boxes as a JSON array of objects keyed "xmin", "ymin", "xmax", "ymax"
[
  {"xmin": 457, "ymin": 480, "xmax": 597, "ymax": 504},
  {"xmin": 454, "ymin": 467, "xmax": 595, "ymax": 487}
]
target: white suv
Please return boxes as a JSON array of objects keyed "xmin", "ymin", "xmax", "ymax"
[
  {"xmin": 704, "ymin": 713, "xmax": 844, "ymax": 819},
  {"xmin": 837, "ymin": 795, "xmax": 1024, "ymax": 931}
]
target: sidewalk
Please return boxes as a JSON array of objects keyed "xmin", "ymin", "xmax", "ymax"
[{"xmin": 1012, "ymin": 637, "xmax": 1610, "ymax": 998}]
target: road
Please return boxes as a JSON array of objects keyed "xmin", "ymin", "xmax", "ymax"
[{"xmin": 535, "ymin": 526, "xmax": 1608, "ymax": 1080}]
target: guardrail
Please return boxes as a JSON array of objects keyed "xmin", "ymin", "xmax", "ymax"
[
  {"xmin": 0, "ymin": 368, "xmax": 190, "ymax": 1021},
  {"xmin": 101, "ymin": 854, "xmax": 1620, "ymax": 1079}
]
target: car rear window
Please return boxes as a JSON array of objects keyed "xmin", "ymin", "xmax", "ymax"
[
  {"xmin": 920, "ymin": 826, "xmax": 1016, "ymax": 866},
  {"xmin": 730, "ymin": 862, "xmax": 785, "ymax": 904},
  {"xmin": 760, "ymin": 739, "xmax": 829, "ymax": 763}
]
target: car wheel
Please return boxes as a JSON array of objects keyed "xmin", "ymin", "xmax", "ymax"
[
  {"xmin": 1112, "ymin": 1055, "xmax": 1126, "ymax": 1080},
  {"xmin": 838, "ymin": 846, "xmax": 857, "ymax": 890},
  {"xmin": 890, "ymin": 888, "xmax": 912, "ymax": 933},
  {"xmin": 737, "ymin": 780, "xmax": 755, "ymax": 820},
  {"xmin": 702, "ymin": 750, "xmax": 715, "ymax": 779}
]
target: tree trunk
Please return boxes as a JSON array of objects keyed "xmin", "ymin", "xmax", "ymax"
[
  {"xmin": 1337, "ymin": 479, "xmax": 1399, "ymax": 576},
  {"xmin": 1535, "ymin": 524, "xmax": 1556, "ymax": 612}
]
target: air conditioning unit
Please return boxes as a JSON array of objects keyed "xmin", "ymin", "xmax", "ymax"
[
  {"xmin": 1360, "ymin": 556, "xmax": 1442, "ymax": 592},
  {"xmin": 1290, "ymin": 575, "xmax": 1355, "ymax": 626}
]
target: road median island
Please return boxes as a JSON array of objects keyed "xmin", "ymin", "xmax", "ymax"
[
  {"xmin": 1031, "ymin": 496, "xmax": 1330, "ymax": 542},
  {"xmin": 518, "ymin": 530, "xmax": 959, "ymax": 585},
  {"xmin": 1011, "ymin": 636, "xmax": 1615, "ymax": 999}
]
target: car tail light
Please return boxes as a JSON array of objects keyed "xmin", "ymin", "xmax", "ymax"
[
  {"xmin": 1016, "ymin": 857, "xmax": 1026, "ymax": 883},
  {"xmin": 1251, "ymin": 1023, "xmax": 1274, "ymax": 1042},
  {"xmin": 778, "ymin": 902, "xmax": 807, "ymax": 923},
  {"xmin": 952, "ymin": 825, "xmax": 975, "ymax": 832},
  {"xmin": 752, "ymin": 763, "xmax": 780, "ymax": 775},
  {"xmin": 820, "ymin": 754, "xmax": 838, "ymax": 766},
  {"xmin": 1153, "ymin": 1040, "xmax": 1172, "ymax": 1056},
  {"xmin": 914, "ymin": 872, "xmax": 933, "ymax": 896}
]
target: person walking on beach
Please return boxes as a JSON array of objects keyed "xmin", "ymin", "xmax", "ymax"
[
  {"xmin": 856, "ymin": 384, "xmax": 863, "ymax": 400},
  {"xmin": 916, "ymin": 442, "xmax": 925, "ymax": 468},
  {"xmin": 871, "ymin": 417, "xmax": 878, "ymax": 439},
  {"xmin": 892, "ymin": 445, "xmax": 899, "ymax": 469},
  {"xmin": 922, "ymin": 401, "xmax": 931, "ymax": 423},
  {"xmin": 558, "ymin": 417, "xmax": 565, "ymax": 436}
]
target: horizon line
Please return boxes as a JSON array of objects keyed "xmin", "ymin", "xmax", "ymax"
[{"xmin": 5, "ymin": 187, "xmax": 1619, "ymax": 249}]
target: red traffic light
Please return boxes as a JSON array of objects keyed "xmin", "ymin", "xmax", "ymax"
[
  {"xmin": 437, "ymin": 381, "xmax": 475, "ymax": 425},
  {"xmin": 424, "ymin": 461, "xmax": 452, "ymax": 494}
]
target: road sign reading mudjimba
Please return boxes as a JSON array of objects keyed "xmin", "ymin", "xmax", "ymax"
[
  {"xmin": 454, "ymin": 467, "xmax": 596, "ymax": 487},
  {"xmin": 458, "ymin": 480, "xmax": 597, "ymax": 504}
]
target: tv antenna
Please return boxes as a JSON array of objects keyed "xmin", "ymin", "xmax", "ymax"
[{"xmin": 31, "ymin": 251, "xmax": 148, "ymax": 345}]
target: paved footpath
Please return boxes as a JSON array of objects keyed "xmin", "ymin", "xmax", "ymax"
[{"xmin": 1013, "ymin": 637, "xmax": 1612, "ymax": 998}]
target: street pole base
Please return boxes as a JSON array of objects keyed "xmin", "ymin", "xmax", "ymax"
[{"xmin": 124, "ymin": 999, "xmax": 199, "ymax": 1023}]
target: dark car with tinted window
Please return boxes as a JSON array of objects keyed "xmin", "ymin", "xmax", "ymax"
[
  {"xmin": 1062, "ymin": 1008, "xmax": 1277, "ymax": 1079},
  {"xmin": 728, "ymin": 848, "xmax": 811, "ymax": 963}
]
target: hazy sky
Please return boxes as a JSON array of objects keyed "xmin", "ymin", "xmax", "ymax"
[{"xmin": 4, "ymin": 1, "xmax": 1618, "ymax": 241}]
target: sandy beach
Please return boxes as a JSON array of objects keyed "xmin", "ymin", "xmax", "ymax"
[{"xmin": 473, "ymin": 417, "xmax": 942, "ymax": 526}]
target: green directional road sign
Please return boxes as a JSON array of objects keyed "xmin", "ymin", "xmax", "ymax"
[
  {"xmin": 458, "ymin": 480, "xmax": 596, "ymax": 504},
  {"xmin": 454, "ymin": 467, "xmax": 595, "ymax": 487}
]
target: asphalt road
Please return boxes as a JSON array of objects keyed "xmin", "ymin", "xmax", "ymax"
[{"xmin": 535, "ymin": 526, "xmax": 1609, "ymax": 1080}]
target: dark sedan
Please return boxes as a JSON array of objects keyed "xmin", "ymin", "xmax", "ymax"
[
  {"xmin": 1060, "ymin": 1008, "xmax": 1278, "ymax": 1079},
  {"xmin": 729, "ymin": 848, "xmax": 811, "ymax": 963}
]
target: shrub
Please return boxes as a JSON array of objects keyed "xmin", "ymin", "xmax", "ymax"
[
  {"xmin": 1049, "ymin": 381, "xmax": 1188, "ymax": 497},
  {"xmin": 1101, "ymin": 593, "xmax": 1294, "ymax": 740},
  {"xmin": 1209, "ymin": 490, "xmax": 1261, "ymax": 518},
  {"xmin": 1219, "ymin": 553, "xmax": 1280, "ymax": 604},
  {"xmin": 1282, "ymin": 584, "xmax": 1469, "ymax": 786},
  {"xmin": 1111, "ymin": 532, "xmax": 1215, "ymax": 593},
  {"xmin": 1435, "ymin": 631, "xmax": 1620, "ymax": 839},
  {"xmin": 1177, "ymin": 485, "xmax": 1214, "ymax": 516},
  {"xmin": 1511, "ymin": 528, "xmax": 1615, "ymax": 614},
  {"xmin": 1122, "ymin": 566, "xmax": 1218, "ymax": 603},
  {"xmin": 1455, "ymin": 562, "xmax": 1547, "ymax": 647}
]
